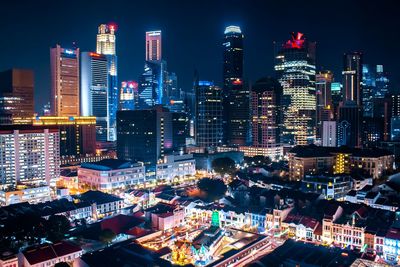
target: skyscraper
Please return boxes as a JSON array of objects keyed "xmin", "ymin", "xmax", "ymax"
[
  {"xmin": 316, "ymin": 71, "xmax": 333, "ymax": 143},
  {"xmin": 274, "ymin": 32, "xmax": 316, "ymax": 145},
  {"xmin": 251, "ymin": 77, "xmax": 282, "ymax": 149},
  {"xmin": 195, "ymin": 81, "xmax": 223, "ymax": 148},
  {"xmin": 96, "ymin": 24, "xmax": 118, "ymax": 141},
  {"xmin": 222, "ymin": 26, "xmax": 249, "ymax": 146},
  {"xmin": 342, "ymin": 52, "xmax": 362, "ymax": 106},
  {"xmin": 375, "ymin": 65, "xmax": 389, "ymax": 98},
  {"xmin": 146, "ymin": 30, "xmax": 162, "ymax": 62},
  {"xmin": 50, "ymin": 45, "xmax": 80, "ymax": 116},
  {"xmin": 119, "ymin": 81, "xmax": 138, "ymax": 110},
  {"xmin": 362, "ymin": 64, "xmax": 376, "ymax": 117},
  {"xmin": 96, "ymin": 24, "xmax": 116, "ymax": 55},
  {"xmin": 337, "ymin": 103, "xmax": 362, "ymax": 147},
  {"xmin": 81, "ymin": 52, "xmax": 109, "ymax": 142},
  {"xmin": 0, "ymin": 69, "xmax": 34, "ymax": 124},
  {"xmin": 117, "ymin": 106, "xmax": 173, "ymax": 172}
]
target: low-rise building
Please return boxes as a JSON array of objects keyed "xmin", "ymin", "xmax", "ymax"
[
  {"xmin": 383, "ymin": 228, "xmax": 400, "ymax": 264},
  {"xmin": 0, "ymin": 185, "xmax": 51, "ymax": 206},
  {"xmin": 301, "ymin": 175, "xmax": 353, "ymax": 200},
  {"xmin": 78, "ymin": 159, "xmax": 145, "ymax": 192},
  {"xmin": 73, "ymin": 190, "xmax": 124, "ymax": 219},
  {"xmin": 145, "ymin": 203, "xmax": 184, "ymax": 231},
  {"xmin": 156, "ymin": 154, "xmax": 195, "ymax": 182},
  {"xmin": 288, "ymin": 145, "xmax": 394, "ymax": 180},
  {"xmin": 20, "ymin": 241, "xmax": 82, "ymax": 267}
]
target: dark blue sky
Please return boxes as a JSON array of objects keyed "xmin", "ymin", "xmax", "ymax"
[{"xmin": 1, "ymin": 0, "xmax": 399, "ymax": 112}]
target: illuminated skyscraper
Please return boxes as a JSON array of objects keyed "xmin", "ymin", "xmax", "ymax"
[
  {"xmin": 375, "ymin": 64, "xmax": 389, "ymax": 98},
  {"xmin": 146, "ymin": 30, "xmax": 162, "ymax": 62},
  {"xmin": 316, "ymin": 70, "xmax": 333, "ymax": 143},
  {"xmin": 81, "ymin": 52, "xmax": 109, "ymax": 142},
  {"xmin": 0, "ymin": 69, "xmax": 34, "ymax": 124},
  {"xmin": 50, "ymin": 44, "xmax": 80, "ymax": 116},
  {"xmin": 251, "ymin": 77, "xmax": 282, "ymax": 149},
  {"xmin": 362, "ymin": 64, "xmax": 375, "ymax": 117},
  {"xmin": 223, "ymin": 25, "xmax": 249, "ymax": 146},
  {"xmin": 96, "ymin": 24, "xmax": 116, "ymax": 55},
  {"xmin": 342, "ymin": 52, "xmax": 362, "ymax": 106},
  {"xmin": 274, "ymin": 32, "xmax": 316, "ymax": 145},
  {"xmin": 195, "ymin": 81, "xmax": 223, "ymax": 148},
  {"xmin": 119, "ymin": 81, "xmax": 138, "ymax": 110},
  {"xmin": 96, "ymin": 24, "xmax": 118, "ymax": 141}
]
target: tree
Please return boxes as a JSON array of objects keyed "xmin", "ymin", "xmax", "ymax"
[
  {"xmin": 212, "ymin": 157, "xmax": 236, "ymax": 176},
  {"xmin": 46, "ymin": 215, "xmax": 71, "ymax": 242},
  {"xmin": 244, "ymin": 155, "xmax": 271, "ymax": 166},
  {"xmin": 197, "ymin": 178, "xmax": 227, "ymax": 201},
  {"xmin": 99, "ymin": 229, "xmax": 116, "ymax": 245}
]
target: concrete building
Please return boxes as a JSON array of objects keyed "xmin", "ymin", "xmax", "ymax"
[
  {"xmin": 0, "ymin": 69, "xmax": 34, "ymax": 124},
  {"xmin": 156, "ymin": 154, "xmax": 196, "ymax": 182},
  {"xmin": 0, "ymin": 125, "xmax": 60, "ymax": 188},
  {"xmin": 0, "ymin": 185, "xmax": 51, "ymax": 206},
  {"xmin": 78, "ymin": 159, "xmax": 145, "ymax": 191},
  {"xmin": 50, "ymin": 45, "xmax": 80, "ymax": 117}
]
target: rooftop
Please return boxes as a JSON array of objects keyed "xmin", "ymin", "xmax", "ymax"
[
  {"xmin": 81, "ymin": 159, "xmax": 142, "ymax": 171},
  {"xmin": 75, "ymin": 190, "xmax": 123, "ymax": 205},
  {"xmin": 22, "ymin": 241, "xmax": 81, "ymax": 265}
]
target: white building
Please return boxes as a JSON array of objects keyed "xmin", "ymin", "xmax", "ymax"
[
  {"xmin": 322, "ymin": 121, "xmax": 337, "ymax": 147},
  {"xmin": 156, "ymin": 154, "xmax": 196, "ymax": 182},
  {"xmin": 0, "ymin": 185, "xmax": 51, "ymax": 206},
  {"xmin": 78, "ymin": 159, "xmax": 145, "ymax": 191},
  {"xmin": 0, "ymin": 126, "xmax": 60, "ymax": 188}
]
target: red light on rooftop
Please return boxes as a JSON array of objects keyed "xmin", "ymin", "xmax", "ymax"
[
  {"xmin": 283, "ymin": 32, "xmax": 305, "ymax": 49},
  {"xmin": 89, "ymin": 52, "xmax": 101, "ymax": 57},
  {"xmin": 232, "ymin": 79, "xmax": 243, "ymax": 85},
  {"xmin": 108, "ymin": 22, "xmax": 118, "ymax": 32}
]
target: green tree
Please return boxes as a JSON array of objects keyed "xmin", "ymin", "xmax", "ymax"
[
  {"xmin": 212, "ymin": 157, "xmax": 236, "ymax": 176},
  {"xmin": 99, "ymin": 229, "xmax": 116, "ymax": 245},
  {"xmin": 197, "ymin": 178, "xmax": 227, "ymax": 202},
  {"xmin": 47, "ymin": 215, "xmax": 71, "ymax": 242}
]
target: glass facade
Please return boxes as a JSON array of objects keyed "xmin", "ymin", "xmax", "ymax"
[{"xmin": 274, "ymin": 32, "xmax": 316, "ymax": 145}]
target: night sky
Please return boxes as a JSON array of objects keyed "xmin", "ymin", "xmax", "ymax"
[{"xmin": 1, "ymin": 0, "xmax": 399, "ymax": 112}]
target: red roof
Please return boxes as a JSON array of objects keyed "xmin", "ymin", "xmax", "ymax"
[
  {"xmin": 300, "ymin": 216, "xmax": 319, "ymax": 230},
  {"xmin": 23, "ymin": 241, "xmax": 81, "ymax": 265},
  {"xmin": 100, "ymin": 214, "xmax": 144, "ymax": 235}
]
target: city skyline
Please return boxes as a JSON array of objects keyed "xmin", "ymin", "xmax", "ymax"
[{"xmin": 1, "ymin": 0, "xmax": 399, "ymax": 112}]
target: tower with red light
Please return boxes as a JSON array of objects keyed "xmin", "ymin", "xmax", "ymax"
[{"xmin": 274, "ymin": 32, "xmax": 316, "ymax": 145}]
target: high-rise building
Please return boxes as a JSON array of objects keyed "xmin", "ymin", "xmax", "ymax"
[
  {"xmin": 337, "ymin": 102, "xmax": 362, "ymax": 147},
  {"xmin": 250, "ymin": 77, "xmax": 282, "ymax": 149},
  {"xmin": 32, "ymin": 116, "xmax": 96, "ymax": 157},
  {"xmin": 138, "ymin": 61, "xmax": 167, "ymax": 108},
  {"xmin": 274, "ymin": 32, "xmax": 316, "ymax": 145},
  {"xmin": 117, "ymin": 106, "xmax": 174, "ymax": 172},
  {"xmin": 50, "ymin": 45, "xmax": 80, "ymax": 117},
  {"xmin": 375, "ymin": 65, "xmax": 389, "ymax": 98},
  {"xmin": 81, "ymin": 52, "xmax": 109, "ymax": 142},
  {"xmin": 362, "ymin": 64, "xmax": 376, "ymax": 117},
  {"xmin": 0, "ymin": 69, "xmax": 34, "ymax": 124},
  {"xmin": 342, "ymin": 52, "xmax": 362, "ymax": 106},
  {"xmin": 316, "ymin": 71, "xmax": 333, "ymax": 143},
  {"xmin": 195, "ymin": 81, "xmax": 223, "ymax": 148},
  {"xmin": 222, "ymin": 26, "xmax": 249, "ymax": 146},
  {"xmin": 172, "ymin": 112, "xmax": 189, "ymax": 152},
  {"xmin": 119, "ymin": 81, "xmax": 138, "ymax": 110},
  {"xmin": 0, "ymin": 125, "xmax": 60, "ymax": 188},
  {"xmin": 223, "ymin": 26, "xmax": 243, "ymax": 90},
  {"xmin": 96, "ymin": 24, "xmax": 118, "ymax": 142},
  {"xmin": 322, "ymin": 121, "xmax": 337, "ymax": 147},
  {"xmin": 146, "ymin": 31, "xmax": 162, "ymax": 62},
  {"xmin": 96, "ymin": 24, "xmax": 116, "ymax": 55}
]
